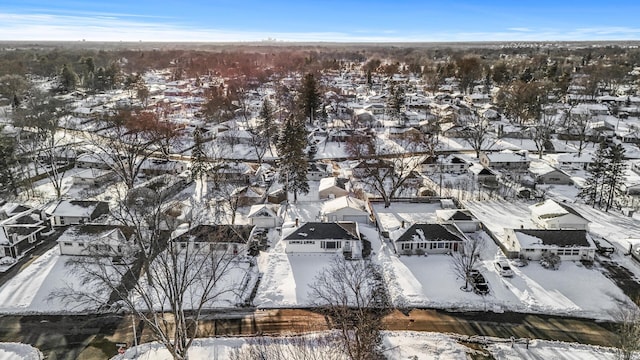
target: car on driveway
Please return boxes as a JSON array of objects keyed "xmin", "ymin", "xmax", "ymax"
[
  {"xmin": 469, "ymin": 270, "xmax": 489, "ymax": 295},
  {"xmin": 494, "ymin": 260, "xmax": 514, "ymax": 277}
]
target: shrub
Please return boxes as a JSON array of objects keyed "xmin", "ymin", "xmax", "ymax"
[{"xmin": 540, "ymin": 252, "xmax": 561, "ymax": 270}]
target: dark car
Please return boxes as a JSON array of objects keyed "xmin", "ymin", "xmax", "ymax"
[{"xmin": 468, "ymin": 270, "xmax": 489, "ymax": 295}]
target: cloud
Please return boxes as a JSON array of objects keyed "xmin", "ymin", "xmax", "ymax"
[{"xmin": 1, "ymin": 12, "xmax": 640, "ymax": 42}]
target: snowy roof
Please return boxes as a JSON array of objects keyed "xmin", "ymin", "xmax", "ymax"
[
  {"xmin": 72, "ymin": 168, "xmax": 114, "ymax": 180},
  {"xmin": 56, "ymin": 225, "xmax": 132, "ymax": 244},
  {"xmin": 247, "ymin": 204, "xmax": 278, "ymax": 218},
  {"xmin": 395, "ymin": 223, "xmax": 465, "ymax": 243},
  {"xmin": 435, "ymin": 209, "xmax": 474, "ymax": 222},
  {"xmin": 284, "ymin": 222, "xmax": 360, "ymax": 241},
  {"xmin": 172, "ymin": 224, "xmax": 254, "ymax": 244},
  {"xmin": 318, "ymin": 177, "xmax": 345, "ymax": 192},
  {"xmin": 529, "ymin": 199, "xmax": 586, "ymax": 221},
  {"xmin": 528, "ymin": 162, "xmax": 567, "ymax": 177},
  {"xmin": 322, "ymin": 196, "xmax": 368, "ymax": 214},
  {"xmin": 50, "ymin": 200, "xmax": 109, "ymax": 218},
  {"xmin": 513, "ymin": 229, "xmax": 594, "ymax": 248},
  {"xmin": 484, "ymin": 150, "xmax": 530, "ymax": 163},
  {"xmin": 556, "ymin": 153, "xmax": 593, "ymax": 163}
]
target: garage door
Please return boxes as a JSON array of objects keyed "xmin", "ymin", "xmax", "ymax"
[{"xmin": 252, "ymin": 218, "xmax": 276, "ymax": 228}]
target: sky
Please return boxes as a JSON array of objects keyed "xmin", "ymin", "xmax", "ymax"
[{"xmin": 1, "ymin": 0, "xmax": 640, "ymax": 42}]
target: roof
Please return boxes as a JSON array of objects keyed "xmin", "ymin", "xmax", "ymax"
[
  {"xmin": 514, "ymin": 229, "xmax": 593, "ymax": 248},
  {"xmin": 322, "ymin": 196, "xmax": 369, "ymax": 214},
  {"xmin": 318, "ymin": 177, "xmax": 347, "ymax": 192},
  {"xmin": 56, "ymin": 225, "xmax": 134, "ymax": 244},
  {"xmin": 173, "ymin": 224, "xmax": 254, "ymax": 244},
  {"xmin": 247, "ymin": 204, "xmax": 278, "ymax": 218},
  {"xmin": 483, "ymin": 150, "xmax": 530, "ymax": 163},
  {"xmin": 529, "ymin": 199, "xmax": 587, "ymax": 221},
  {"xmin": 436, "ymin": 209, "xmax": 474, "ymax": 221},
  {"xmin": 51, "ymin": 200, "xmax": 109, "ymax": 218},
  {"xmin": 396, "ymin": 223, "xmax": 466, "ymax": 243},
  {"xmin": 284, "ymin": 222, "xmax": 360, "ymax": 241}
]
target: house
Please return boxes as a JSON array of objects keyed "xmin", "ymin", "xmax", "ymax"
[
  {"xmin": 321, "ymin": 196, "xmax": 370, "ymax": 223},
  {"xmin": 72, "ymin": 168, "xmax": 116, "ymax": 186},
  {"xmin": 528, "ymin": 163, "xmax": 573, "ymax": 185},
  {"xmin": 171, "ymin": 224, "xmax": 255, "ymax": 255},
  {"xmin": 247, "ymin": 204, "xmax": 282, "ymax": 228},
  {"xmin": 140, "ymin": 159, "xmax": 187, "ymax": 176},
  {"xmin": 529, "ymin": 199, "xmax": 590, "ymax": 230},
  {"xmin": 282, "ymin": 222, "xmax": 362, "ymax": 259},
  {"xmin": 435, "ymin": 209, "xmax": 481, "ymax": 233},
  {"xmin": 420, "ymin": 155, "xmax": 469, "ymax": 175},
  {"xmin": 0, "ymin": 204, "xmax": 48, "ymax": 258},
  {"xmin": 57, "ymin": 225, "xmax": 134, "ymax": 257},
  {"xmin": 76, "ymin": 153, "xmax": 114, "ymax": 170},
  {"xmin": 393, "ymin": 223, "xmax": 467, "ymax": 255},
  {"xmin": 555, "ymin": 153, "xmax": 593, "ymax": 170},
  {"xmin": 352, "ymin": 159, "xmax": 394, "ymax": 179},
  {"xmin": 49, "ymin": 200, "xmax": 109, "ymax": 227},
  {"xmin": 505, "ymin": 229, "xmax": 597, "ymax": 261},
  {"xmin": 307, "ymin": 162, "xmax": 333, "ymax": 181},
  {"xmin": 469, "ymin": 164, "xmax": 499, "ymax": 188},
  {"xmin": 231, "ymin": 186, "xmax": 266, "ymax": 206},
  {"xmin": 479, "ymin": 150, "xmax": 530, "ymax": 171},
  {"xmin": 318, "ymin": 177, "xmax": 349, "ymax": 200},
  {"xmin": 139, "ymin": 174, "xmax": 190, "ymax": 200}
]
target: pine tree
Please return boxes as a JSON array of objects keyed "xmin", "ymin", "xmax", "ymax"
[
  {"xmin": 276, "ymin": 115, "xmax": 309, "ymax": 203},
  {"xmin": 258, "ymin": 99, "xmax": 277, "ymax": 155},
  {"xmin": 603, "ymin": 144, "xmax": 627, "ymax": 212},
  {"xmin": 190, "ymin": 127, "xmax": 208, "ymax": 182},
  {"xmin": 59, "ymin": 64, "xmax": 78, "ymax": 93},
  {"xmin": 0, "ymin": 129, "xmax": 20, "ymax": 196},
  {"xmin": 299, "ymin": 73, "xmax": 321, "ymax": 125},
  {"xmin": 579, "ymin": 142, "xmax": 608, "ymax": 207}
]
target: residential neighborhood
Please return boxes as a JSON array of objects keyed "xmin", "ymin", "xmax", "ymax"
[{"xmin": 0, "ymin": 37, "xmax": 640, "ymax": 359}]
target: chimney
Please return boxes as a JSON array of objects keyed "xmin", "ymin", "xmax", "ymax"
[{"xmin": 295, "ymin": 218, "xmax": 299, "ymax": 227}]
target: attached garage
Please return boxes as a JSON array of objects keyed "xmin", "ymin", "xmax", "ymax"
[
  {"xmin": 322, "ymin": 196, "xmax": 370, "ymax": 224},
  {"xmin": 247, "ymin": 204, "xmax": 282, "ymax": 229}
]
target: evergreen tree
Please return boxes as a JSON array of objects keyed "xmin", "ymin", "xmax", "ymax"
[
  {"xmin": 386, "ymin": 83, "xmax": 405, "ymax": 122},
  {"xmin": 0, "ymin": 129, "xmax": 20, "ymax": 196},
  {"xmin": 276, "ymin": 115, "xmax": 309, "ymax": 203},
  {"xmin": 299, "ymin": 73, "xmax": 321, "ymax": 125},
  {"xmin": 190, "ymin": 127, "xmax": 208, "ymax": 182},
  {"xmin": 579, "ymin": 142, "xmax": 608, "ymax": 207},
  {"xmin": 258, "ymin": 99, "xmax": 277, "ymax": 155},
  {"xmin": 59, "ymin": 64, "xmax": 78, "ymax": 93},
  {"xmin": 603, "ymin": 144, "xmax": 627, "ymax": 212}
]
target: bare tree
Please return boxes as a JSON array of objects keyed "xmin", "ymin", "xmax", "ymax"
[
  {"xmin": 530, "ymin": 111, "xmax": 556, "ymax": 159},
  {"xmin": 564, "ymin": 107, "xmax": 591, "ymax": 157},
  {"xmin": 613, "ymin": 302, "xmax": 640, "ymax": 360},
  {"xmin": 450, "ymin": 235, "xmax": 484, "ymax": 291},
  {"xmin": 309, "ymin": 257, "xmax": 390, "ymax": 360},
  {"xmin": 230, "ymin": 333, "xmax": 346, "ymax": 360},
  {"xmin": 56, "ymin": 199, "xmax": 245, "ymax": 360},
  {"xmin": 85, "ymin": 109, "xmax": 180, "ymax": 189},
  {"xmin": 459, "ymin": 112, "xmax": 499, "ymax": 158}
]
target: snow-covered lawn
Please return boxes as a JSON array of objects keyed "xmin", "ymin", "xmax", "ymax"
[
  {"xmin": 0, "ymin": 247, "xmax": 112, "ymax": 313},
  {"xmin": 114, "ymin": 331, "xmax": 627, "ymax": 360}
]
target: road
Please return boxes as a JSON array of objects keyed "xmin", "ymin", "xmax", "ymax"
[{"xmin": 0, "ymin": 308, "xmax": 619, "ymax": 359}]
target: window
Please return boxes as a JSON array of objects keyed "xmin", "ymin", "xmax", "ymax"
[
  {"xmin": 78, "ymin": 242, "xmax": 85, "ymax": 247},
  {"xmin": 64, "ymin": 242, "xmax": 73, "ymax": 246},
  {"xmin": 322, "ymin": 241, "xmax": 341, "ymax": 249},
  {"xmin": 180, "ymin": 243, "xmax": 187, "ymax": 249},
  {"xmin": 437, "ymin": 243, "xmax": 444, "ymax": 248}
]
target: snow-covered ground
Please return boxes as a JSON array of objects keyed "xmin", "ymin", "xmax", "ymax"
[
  {"xmin": 0, "ymin": 343, "xmax": 43, "ymax": 360},
  {"xmin": 112, "ymin": 331, "xmax": 627, "ymax": 360},
  {"xmin": 0, "ymin": 247, "xmax": 112, "ymax": 313}
]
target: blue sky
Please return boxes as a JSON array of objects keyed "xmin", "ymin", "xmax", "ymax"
[{"xmin": 1, "ymin": 0, "xmax": 639, "ymax": 42}]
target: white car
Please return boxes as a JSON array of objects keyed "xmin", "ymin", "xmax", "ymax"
[{"xmin": 494, "ymin": 260, "xmax": 514, "ymax": 277}]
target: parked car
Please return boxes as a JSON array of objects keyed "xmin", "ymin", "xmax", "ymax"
[
  {"xmin": 468, "ymin": 270, "xmax": 489, "ymax": 295},
  {"xmin": 494, "ymin": 260, "xmax": 514, "ymax": 277}
]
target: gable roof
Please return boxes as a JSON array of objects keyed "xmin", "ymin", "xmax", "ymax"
[
  {"xmin": 51, "ymin": 200, "xmax": 109, "ymax": 219},
  {"xmin": 396, "ymin": 223, "xmax": 465, "ymax": 243},
  {"xmin": 247, "ymin": 204, "xmax": 278, "ymax": 218},
  {"xmin": 173, "ymin": 224, "xmax": 255, "ymax": 244},
  {"xmin": 529, "ymin": 199, "xmax": 587, "ymax": 221},
  {"xmin": 436, "ymin": 209, "xmax": 474, "ymax": 221},
  {"xmin": 56, "ymin": 224, "xmax": 134, "ymax": 244},
  {"xmin": 284, "ymin": 222, "xmax": 360, "ymax": 241},
  {"xmin": 322, "ymin": 196, "xmax": 369, "ymax": 214},
  {"xmin": 514, "ymin": 229, "xmax": 593, "ymax": 248}
]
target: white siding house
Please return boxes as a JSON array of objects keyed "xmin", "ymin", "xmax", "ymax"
[
  {"xmin": 57, "ymin": 225, "xmax": 133, "ymax": 257},
  {"xmin": 435, "ymin": 209, "xmax": 481, "ymax": 233},
  {"xmin": 171, "ymin": 224, "xmax": 254, "ymax": 256},
  {"xmin": 529, "ymin": 199, "xmax": 589, "ymax": 230},
  {"xmin": 247, "ymin": 204, "xmax": 281, "ymax": 228},
  {"xmin": 283, "ymin": 222, "xmax": 362, "ymax": 259},
  {"xmin": 394, "ymin": 223, "xmax": 467, "ymax": 255},
  {"xmin": 318, "ymin": 177, "xmax": 349, "ymax": 200},
  {"xmin": 321, "ymin": 196, "xmax": 370, "ymax": 223},
  {"xmin": 505, "ymin": 228, "xmax": 596, "ymax": 261},
  {"xmin": 49, "ymin": 200, "xmax": 110, "ymax": 227}
]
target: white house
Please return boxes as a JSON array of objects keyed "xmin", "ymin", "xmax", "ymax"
[
  {"xmin": 529, "ymin": 199, "xmax": 589, "ymax": 230},
  {"xmin": 393, "ymin": 223, "xmax": 467, "ymax": 255},
  {"xmin": 307, "ymin": 162, "xmax": 333, "ymax": 181},
  {"xmin": 435, "ymin": 209, "xmax": 481, "ymax": 233},
  {"xmin": 420, "ymin": 155, "xmax": 470, "ymax": 175},
  {"xmin": 0, "ymin": 203, "xmax": 48, "ymax": 258},
  {"xmin": 479, "ymin": 150, "xmax": 530, "ymax": 171},
  {"xmin": 247, "ymin": 204, "xmax": 282, "ymax": 228},
  {"xmin": 321, "ymin": 196, "xmax": 370, "ymax": 223},
  {"xmin": 318, "ymin": 177, "xmax": 349, "ymax": 200},
  {"xmin": 528, "ymin": 162, "xmax": 573, "ymax": 185},
  {"xmin": 49, "ymin": 200, "xmax": 110, "ymax": 227},
  {"xmin": 283, "ymin": 222, "xmax": 362, "ymax": 259},
  {"xmin": 505, "ymin": 228, "xmax": 597, "ymax": 261},
  {"xmin": 72, "ymin": 168, "xmax": 116, "ymax": 186},
  {"xmin": 57, "ymin": 225, "xmax": 133, "ymax": 257},
  {"xmin": 171, "ymin": 224, "xmax": 254, "ymax": 256}
]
